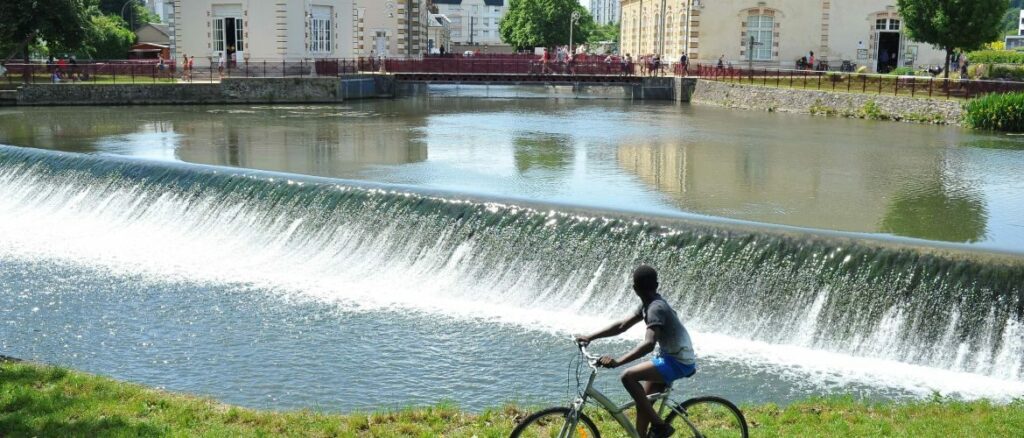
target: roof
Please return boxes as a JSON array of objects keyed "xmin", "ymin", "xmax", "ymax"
[
  {"xmin": 430, "ymin": 14, "xmax": 451, "ymax": 27},
  {"xmin": 138, "ymin": 23, "xmax": 170, "ymax": 38}
]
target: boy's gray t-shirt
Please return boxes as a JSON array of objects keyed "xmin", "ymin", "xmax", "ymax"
[{"xmin": 635, "ymin": 295, "xmax": 696, "ymax": 364}]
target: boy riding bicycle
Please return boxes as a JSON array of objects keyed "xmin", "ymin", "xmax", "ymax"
[{"xmin": 576, "ymin": 265, "xmax": 696, "ymax": 438}]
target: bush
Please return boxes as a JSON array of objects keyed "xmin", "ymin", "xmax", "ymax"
[
  {"xmin": 988, "ymin": 65, "xmax": 1024, "ymax": 80},
  {"xmin": 964, "ymin": 92, "xmax": 1024, "ymax": 132},
  {"xmin": 966, "ymin": 50, "xmax": 1024, "ymax": 64}
]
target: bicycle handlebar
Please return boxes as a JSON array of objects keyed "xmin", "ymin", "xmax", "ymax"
[{"xmin": 576, "ymin": 341, "xmax": 602, "ymax": 368}]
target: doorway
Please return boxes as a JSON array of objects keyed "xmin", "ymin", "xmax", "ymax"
[
  {"xmin": 213, "ymin": 17, "xmax": 244, "ymax": 64},
  {"xmin": 876, "ymin": 32, "xmax": 900, "ymax": 73},
  {"xmin": 374, "ymin": 31, "xmax": 388, "ymax": 57}
]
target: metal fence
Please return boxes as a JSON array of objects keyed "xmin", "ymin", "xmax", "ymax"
[
  {"xmin": 5, "ymin": 57, "xmax": 1024, "ymax": 99},
  {"xmin": 1, "ymin": 59, "xmax": 370, "ymax": 85},
  {"xmin": 695, "ymin": 65, "xmax": 1024, "ymax": 99}
]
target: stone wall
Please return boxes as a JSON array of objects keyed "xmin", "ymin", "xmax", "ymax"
[
  {"xmin": 691, "ymin": 80, "xmax": 964, "ymax": 125},
  {"xmin": 16, "ymin": 76, "xmax": 395, "ymax": 106}
]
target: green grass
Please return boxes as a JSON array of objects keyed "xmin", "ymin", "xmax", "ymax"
[{"xmin": 2, "ymin": 359, "xmax": 1022, "ymax": 437}]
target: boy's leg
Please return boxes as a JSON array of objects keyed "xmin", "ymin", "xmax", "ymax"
[{"xmin": 621, "ymin": 361, "xmax": 667, "ymax": 436}]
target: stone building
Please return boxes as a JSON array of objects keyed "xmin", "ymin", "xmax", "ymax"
[
  {"xmin": 171, "ymin": 0, "xmax": 354, "ymax": 65},
  {"xmin": 619, "ymin": 0, "xmax": 947, "ymax": 73},
  {"xmin": 433, "ymin": 0, "xmax": 508, "ymax": 46},
  {"xmin": 351, "ymin": 0, "xmax": 432, "ymax": 58}
]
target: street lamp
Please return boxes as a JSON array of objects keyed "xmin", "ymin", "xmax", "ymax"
[
  {"xmin": 569, "ymin": 10, "xmax": 581, "ymax": 55},
  {"xmin": 120, "ymin": 0, "xmax": 136, "ymax": 31}
]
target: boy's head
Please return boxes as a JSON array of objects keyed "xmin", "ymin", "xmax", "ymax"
[{"xmin": 632, "ymin": 265, "xmax": 659, "ymax": 296}]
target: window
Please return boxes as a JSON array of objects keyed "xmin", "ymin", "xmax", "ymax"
[
  {"xmin": 214, "ymin": 19, "xmax": 225, "ymax": 52},
  {"xmin": 877, "ymin": 18, "xmax": 900, "ymax": 31},
  {"xmin": 310, "ymin": 6, "xmax": 332, "ymax": 53},
  {"xmin": 747, "ymin": 15, "xmax": 773, "ymax": 61}
]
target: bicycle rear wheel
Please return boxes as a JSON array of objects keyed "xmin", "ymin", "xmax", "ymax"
[
  {"xmin": 510, "ymin": 407, "xmax": 601, "ymax": 438},
  {"xmin": 664, "ymin": 396, "xmax": 748, "ymax": 438}
]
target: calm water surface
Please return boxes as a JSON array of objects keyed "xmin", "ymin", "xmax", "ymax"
[{"xmin": 2, "ymin": 96, "xmax": 1022, "ymax": 250}]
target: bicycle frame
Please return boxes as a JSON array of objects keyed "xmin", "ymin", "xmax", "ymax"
[{"xmin": 564, "ymin": 352, "xmax": 686, "ymax": 438}]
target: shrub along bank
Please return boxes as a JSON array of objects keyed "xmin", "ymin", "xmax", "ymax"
[
  {"xmin": 964, "ymin": 92, "xmax": 1024, "ymax": 132},
  {"xmin": 1, "ymin": 360, "xmax": 1022, "ymax": 437}
]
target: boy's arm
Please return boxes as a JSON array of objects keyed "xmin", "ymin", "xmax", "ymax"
[
  {"xmin": 599, "ymin": 326, "xmax": 658, "ymax": 368},
  {"xmin": 576, "ymin": 313, "xmax": 643, "ymax": 345}
]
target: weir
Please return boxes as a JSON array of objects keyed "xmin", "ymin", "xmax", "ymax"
[{"xmin": 0, "ymin": 145, "xmax": 1021, "ymax": 383}]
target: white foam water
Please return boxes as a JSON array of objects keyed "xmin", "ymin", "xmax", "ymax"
[{"xmin": 0, "ymin": 154, "xmax": 1022, "ymax": 402}]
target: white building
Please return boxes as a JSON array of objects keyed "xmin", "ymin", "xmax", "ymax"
[
  {"xmin": 1019, "ymin": 9, "xmax": 1024, "ymax": 35},
  {"xmin": 428, "ymin": 14, "xmax": 452, "ymax": 54},
  {"xmin": 352, "ymin": 0, "xmax": 432, "ymax": 58},
  {"xmin": 171, "ymin": 0, "xmax": 354, "ymax": 65},
  {"xmin": 590, "ymin": 0, "xmax": 620, "ymax": 26},
  {"xmin": 433, "ymin": 0, "xmax": 508, "ymax": 45}
]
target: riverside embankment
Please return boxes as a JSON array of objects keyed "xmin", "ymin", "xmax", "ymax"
[
  {"xmin": 2, "ymin": 359, "xmax": 1022, "ymax": 437},
  {"xmin": 691, "ymin": 79, "xmax": 965, "ymax": 125},
  {"xmin": 7, "ymin": 76, "xmax": 693, "ymax": 105}
]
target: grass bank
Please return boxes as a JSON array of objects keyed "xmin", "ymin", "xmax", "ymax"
[{"xmin": 2, "ymin": 359, "xmax": 1022, "ymax": 437}]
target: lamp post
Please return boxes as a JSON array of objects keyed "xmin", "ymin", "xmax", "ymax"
[
  {"xmin": 120, "ymin": 0, "xmax": 136, "ymax": 31},
  {"xmin": 569, "ymin": 10, "xmax": 581, "ymax": 55}
]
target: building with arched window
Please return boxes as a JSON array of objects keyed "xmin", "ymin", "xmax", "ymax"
[{"xmin": 619, "ymin": 0, "xmax": 948, "ymax": 73}]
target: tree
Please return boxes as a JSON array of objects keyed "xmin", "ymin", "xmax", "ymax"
[
  {"xmin": 0, "ymin": 0, "xmax": 91, "ymax": 62},
  {"xmin": 897, "ymin": 0, "xmax": 1006, "ymax": 77},
  {"xmin": 82, "ymin": 13, "xmax": 135, "ymax": 59},
  {"xmin": 98, "ymin": 0, "xmax": 159, "ymax": 29},
  {"xmin": 500, "ymin": 0, "xmax": 594, "ymax": 50}
]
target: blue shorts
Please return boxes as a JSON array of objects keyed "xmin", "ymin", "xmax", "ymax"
[{"xmin": 652, "ymin": 354, "xmax": 696, "ymax": 383}]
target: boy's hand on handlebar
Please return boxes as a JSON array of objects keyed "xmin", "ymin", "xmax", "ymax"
[
  {"xmin": 598, "ymin": 356, "xmax": 619, "ymax": 368},
  {"xmin": 575, "ymin": 335, "xmax": 591, "ymax": 346}
]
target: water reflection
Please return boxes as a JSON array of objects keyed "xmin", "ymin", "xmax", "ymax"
[
  {"xmin": 513, "ymin": 132, "xmax": 572, "ymax": 173},
  {"xmin": 173, "ymin": 108, "xmax": 428, "ymax": 176},
  {"xmin": 0, "ymin": 100, "xmax": 1021, "ymax": 250}
]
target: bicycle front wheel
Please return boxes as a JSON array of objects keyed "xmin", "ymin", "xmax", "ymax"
[
  {"xmin": 664, "ymin": 396, "xmax": 748, "ymax": 438},
  {"xmin": 510, "ymin": 407, "xmax": 601, "ymax": 438}
]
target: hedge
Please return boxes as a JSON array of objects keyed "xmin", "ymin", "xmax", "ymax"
[{"xmin": 966, "ymin": 50, "xmax": 1024, "ymax": 64}]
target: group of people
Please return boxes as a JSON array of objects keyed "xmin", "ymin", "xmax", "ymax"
[
  {"xmin": 46, "ymin": 56, "xmax": 82, "ymax": 82},
  {"xmin": 180, "ymin": 53, "xmax": 196, "ymax": 81}
]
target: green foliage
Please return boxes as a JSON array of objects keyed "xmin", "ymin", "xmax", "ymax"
[
  {"xmin": 82, "ymin": 14, "xmax": 135, "ymax": 59},
  {"xmin": 989, "ymin": 65, "xmax": 1024, "ymax": 79},
  {"xmin": 500, "ymin": 0, "xmax": 595, "ymax": 50},
  {"xmin": 0, "ymin": 0, "xmax": 92, "ymax": 61},
  {"xmin": 590, "ymin": 23, "xmax": 620, "ymax": 44},
  {"xmin": 1004, "ymin": 0, "xmax": 1024, "ymax": 35},
  {"xmin": 859, "ymin": 100, "xmax": 891, "ymax": 120},
  {"xmin": 967, "ymin": 49, "xmax": 1024, "ymax": 64},
  {"xmin": 964, "ymin": 91, "xmax": 1024, "ymax": 131},
  {"xmin": 897, "ymin": 0, "xmax": 1006, "ymax": 77},
  {"xmin": 98, "ymin": 0, "xmax": 159, "ymax": 28}
]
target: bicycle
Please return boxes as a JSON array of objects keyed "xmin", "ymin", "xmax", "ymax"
[{"xmin": 510, "ymin": 342, "xmax": 748, "ymax": 438}]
